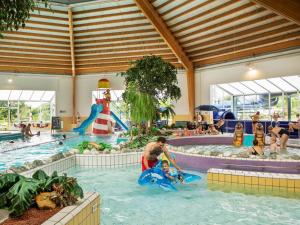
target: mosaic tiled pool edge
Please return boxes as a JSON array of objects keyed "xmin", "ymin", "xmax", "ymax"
[
  {"xmin": 207, "ymin": 168, "xmax": 300, "ymax": 198},
  {"xmin": 21, "ymin": 152, "xmax": 143, "ymax": 177},
  {"xmin": 42, "ymin": 192, "xmax": 100, "ymax": 225}
]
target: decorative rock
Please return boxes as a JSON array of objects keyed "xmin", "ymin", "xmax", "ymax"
[
  {"xmin": 210, "ymin": 151, "xmax": 222, "ymax": 156},
  {"xmin": 32, "ymin": 160, "xmax": 44, "ymax": 168},
  {"xmin": 51, "ymin": 153, "xmax": 64, "ymax": 162},
  {"xmin": 24, "ymin": 162, "xmax": 34, "ymax": 169},
  {"xmin": 63, "ymin": 152, "xmax": 73, "ymax": 157},
  {"xmin": 203, "ymin": 150, "xmax": 210, "ymax": 156},
  {"xmin": 35, "ymin": 192, "xmax": 56, "ymax": 209},
  {"xmin": 290, "ymin": 155, "xmax": 300, "ymax": 160}
]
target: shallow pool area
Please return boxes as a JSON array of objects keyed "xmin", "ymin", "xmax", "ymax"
[
  {"xmin": 173, "ymin": 144, "xmax": 300, "ymax": 160},
  {"xmin": 0, "ymin": 134, "xmax": 117, "ymax": 172},
  {"xmin": 67, "ymin": 166, "xmax": 300, "ymax": 225}
]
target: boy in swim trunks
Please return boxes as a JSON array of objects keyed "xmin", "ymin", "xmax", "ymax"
[{"xmin": 142, "ymin": 137, "xmax": 182, "ymax": 172}]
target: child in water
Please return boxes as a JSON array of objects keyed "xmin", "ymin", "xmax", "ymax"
[{"xmin": 161, "ymin": 160, "xmax": 183, "ymax": 183}]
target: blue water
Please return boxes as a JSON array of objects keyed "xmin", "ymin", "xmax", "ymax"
[
  {"xmin": 68, "ymin": 166, "xmax": 300, "ymax": 225},
  {"xmin": 0, "ymin": 134, "xmax": 117, "ymax": 172}
]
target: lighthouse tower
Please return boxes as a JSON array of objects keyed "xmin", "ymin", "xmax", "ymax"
[{"xmin": 93, "ymin": 79, "xmax": 111, "ymax": 135}]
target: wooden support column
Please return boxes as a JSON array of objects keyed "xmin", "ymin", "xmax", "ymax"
[
  {"xmin": 68, "ymin": 7, "xmax": 76, "ymax": 124},
  {"xmin": 186, "ymin": 68, "xmax": 195, "ymax": 120},
  {"xmin": 134, "ymin": 0, "xmax": 195, "ymax": 118},
  {"xmin": 252, "ymin": 0, "xmax": 300, "ymax": 26}
]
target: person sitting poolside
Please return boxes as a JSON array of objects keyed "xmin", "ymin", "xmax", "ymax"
[
  {"xmin": 247, "ymin": 139, "xmax": 264, "ymax": 156},
  {"xmin": 268, "ymin": 126, "xmax": 289, "ymax": 151},
  {"xmin": 206, "ymin": 124, "xmax": 219, "ymax": 135},
  {"xmin": 288, "ymin": 113, "xmax": 300, "ymax": 132},
  {"xmin": 142, "ymin": 137, "xmax": 182, "ymax": 172},
  {"xmin": 214, "ymin": 118, "xmax": 225, "ymax": 134}
]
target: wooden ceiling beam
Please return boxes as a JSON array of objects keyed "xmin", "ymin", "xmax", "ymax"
[
  {"xmin": 0, "ymin": 57, "xmax": 71, "ymax": 65},
  {"xmin": 187, "ymin": 20, "xmax": 292, "ymax": 55},
  {"xmin": 74, "ymin": 23, "xmax": 150, "ymax": 34},
  {"xmin": 75, "ymin": 34, "xmax": 161, "ymax": 44},
  {"xmin": 161, "ymin": 0, "xmax": 195, "ymax": 17},
  {"xmin": 75, "ymin": 39, "xmax": 165, "ymax": 50},
  {"xmin": 0, "ymin": 36, "xmax": 69, "ymax": 45},
  {"xmin": 73, "ymin": 10, "xmax": 140, "ymax": 22},
  {"xmin": 194, "ymin": 39, "xmax": 300, "ymax": 66},
  {"xmin": 166, "ymin": 0, "xmax": 215, "ymax": 22},
  {"xmin": 0, "ymin": 61, "xmax": 70, "ymax": 69},
  {"xmin": 0, "ymin": 52, "xmax": 71, "ymax": 61},
  {"xmin": 182, "ymin": 14, "xmax": 277, "ymax": 48},
  {"xmin": 75, "ymin": 44, "xmax": 170, "ymax": 55},
  {"xmin": 76, "ymin": 57, "xmax": 178, "ymax": 65},
  {"xmin": 76, "ymin": 50, "xmax": 174, "ymax": 60},
  {"xmin": 0, "ymin": 46, "xmax": 70, "ymax": 55},
  {"xmin": 134, "ymin": 0, "xmax": 194, "ymax": 117},
  {"xmin": 73, "ymin": 16, "xmax": 145, "ymax": 28},
  {"xmin": 191, "ymin": 31, "xmax": 300, "ymax": 61},
  {"xmin": 4, "ymin": 31, "xmax": 69, "ymax": 40},
  {"xmin": 75, "ymin": 29, "xmax": 156, "ymax": 40},
  {"xmin": 134, "ymin": 0, "xmax": 192, "ymax": 70},
  {"xmin": 0, "ymin": 41, "xmax": 70, "ymax": 51},
  {"xmin": 252, "ymin": 0, "xmax": 300, "ymax": 26},
  {"xmin": 73, "ymin": 3, "xmax": 137, "ymax": 15},
  {"xmin": 0, "ymin": 65, "xmax": 71, "ymax": 75},
  {"xmin": 170, "ymin": 0, "xmax": 241, "ymax": 29},
  {"xmin": 175, "ymin": 2, "xmax": 258, "ymax": 35}
]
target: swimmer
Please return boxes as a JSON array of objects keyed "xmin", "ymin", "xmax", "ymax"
[
  {"xmin": 62, "ymin": 134, "xmax": 66, "ymax": 139},
  {"xmin": 247, "ymin": 139, "xmax": 264, "ymax": 156},
  {"xmin": 142, "ymin": 137, "xmax": 182, "ymax": 172},
  {"xmin": 58, "ymin": 141, "xmax": 64, "ymax": 145},
  {"xmin": 161, "ymin": 160, "xmax": 183, "ymax": 183}
]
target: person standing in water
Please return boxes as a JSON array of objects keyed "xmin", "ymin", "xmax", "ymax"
[
  {"xmin": 250, "ymin": 111, "xmax": 260, "ymax": 134},
  {"xmin": 142, "ymin": 137, "xmax": 182, "ymax": 172}
]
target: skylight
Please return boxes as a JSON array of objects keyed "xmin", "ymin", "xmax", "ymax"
[
  {"xmin": 268, "ymin": 77, "xmax": 297, "ymax": 92},
  {"xmin": 218, "ymin": 84, "xmax": 242, "ymax": 95},
  {"xmin": 240, "ymin": 81, "xmax": 268, "ymax": 94},
  {"xmin": 282, "ymin": 76, "xmax": 300, "ymax": 90},
  {"xmin": 254, "ymin": 79, "xmax": 281, "ymax": 93}
]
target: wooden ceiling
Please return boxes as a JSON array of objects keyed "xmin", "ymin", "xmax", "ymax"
[{"xmin": 0, "ymin": 0, "xmax": 300, "ymax": 75}]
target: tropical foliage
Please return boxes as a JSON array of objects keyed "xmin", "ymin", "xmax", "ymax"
[
  {"xmin": 123, "ymin": 82, "xmax": 157, "ymax": 125},
  {"xmin": 0, "ymin": 170, "xmax": 83, "ymax": 217},
  {"xmin": 119, "ymin": 55, "xmax": 181, "ymax": 102},
  {"xmin": 0, "ymin": 0, "xmax": 49, "ymax": 38},
  {"xmin": 160, "ymin": 101, "xmax": 176, "ymax": 125},
  {"xmin": 76, "ymin": 141, "xmax": 112, "ymax": 153}
]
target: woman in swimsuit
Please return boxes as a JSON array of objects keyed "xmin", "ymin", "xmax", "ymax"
[
  {"xmin": 247, "ymin": 139, "xmax": 264, "ymax": 156},
  {"xmin": 250, "ymin": 111, "xmax": 260, "ymax": 134},
  {"xmin": 268, "ymin": 126, "xmax": 289, "ymax": 150}
]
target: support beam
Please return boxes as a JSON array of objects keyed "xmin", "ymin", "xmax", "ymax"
[
  {"xmin": 68, "ymin": 7, "xmax": 77, "ymax": 124},
  {"xmin": 134, "ymin": 0, "xmax": 195, "ymax": 118},
  {"xmin": 134, "ymin": 0, "xmax": 192, "ymax": 70},
  {"xmin": 252, "ymin": 0, "xmax": 300, "ymax": 26}
]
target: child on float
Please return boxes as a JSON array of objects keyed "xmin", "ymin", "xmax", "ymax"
[{"xmin": 161, "ymin": 159, "xmax": 184, "ymax": 183}]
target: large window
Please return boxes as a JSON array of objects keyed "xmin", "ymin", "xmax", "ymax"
[
  {"xmin": 0, "ymin": 90, "xmax": 55, "ymax": 130},
  {"xmin": 211, "ymin": 75, "xmax": 300, "ymax": 121}
]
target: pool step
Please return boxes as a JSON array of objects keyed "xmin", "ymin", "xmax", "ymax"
[{"xmin": 207, "ymin": 168, "xmax": 300, "ymax": 198}]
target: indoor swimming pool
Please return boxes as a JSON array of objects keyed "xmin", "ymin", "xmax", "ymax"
[
  {"xmin": 67, "ymin": 166, "xmax": 300, "ymax": 225},
  {"xmin": 0, "ymin": 134, "xmax": 117, "ymax": 172},
  {"xmin": 173, "ymin": 145, "xmax": 300, "ymax": 160}
]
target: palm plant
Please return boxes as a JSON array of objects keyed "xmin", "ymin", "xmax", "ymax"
[
  {"xmin": 123, "ymin": 82, "xmax": 158, "ymax": 136},
  {"xmin": 160, "ymin": 101, "xmax": 176, "ymax": 126}
]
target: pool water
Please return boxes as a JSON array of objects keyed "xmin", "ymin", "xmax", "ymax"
[
  {"xmin": 68, "ymin": 166, "xmax": 300, "ymax": 225},
  {"xmin": 0, "ymin": 135, "xmax": 117, "ymax": 172},
  {"xmin": 173, "ymin": 145, "xmax": 300, "ymax": 159}
]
